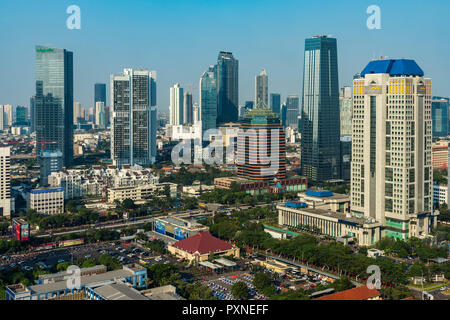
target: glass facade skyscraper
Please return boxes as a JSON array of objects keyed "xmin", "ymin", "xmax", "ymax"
[
  {"xmin": 431, "ymin": 96, "xmax": 449, "ymax": 138},
  {"xmin": 270, "ymin": 93, "xmax": 281, "ymax": 117},
  {"xmin": 95, "ymin": 83, "xmax": 106, "ymax": 105},
  {"xmin": 285, "ymin": 95, "xmax": 299, "ymax": 129},
  {"xmin": 301, "ymin": 36, "xmax": 341, "ymax": 182},
  {"xmin": 216, "ymin": 51, "xmax": 238, "ymax": 123},
  {"xmin": 35, "ymin": 45, "xmax": 73, "ymax": 167},
  {"xmin": 200, "ymin": 66, "xmax": 217, "ymax": 137}
]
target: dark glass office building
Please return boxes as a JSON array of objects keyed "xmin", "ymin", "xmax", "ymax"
[
  {"xmin": 431, "ymin": 96, "xmax": 449, "ymax": 138},
  {"xmin": 216, "ymin": 51, "xmax": 238, "ymax": 124},
  {"xmin": 15, "ymin": 106, "xmax": 28, "ymax": 125},
  {"xmin": 270, "ymin": 93, "xmax": 281, "ymax": 116},
  {"xmin": 95, "ymin": 83, "xmax": 106, "ymax": 105},
  {"xmin": 286, "ymin": 95, "xmax": 299, "ymax": 129},
  {"xmin": 200, "ymin": 66, "xmax": 218, "ymax": 137},
  {"xmin": 35, "ymin": 45, "xmax": 73, "ymax": 167},
  {"xmin": 301, "ymin": 36, "xmax": 340, "ymax": 182}
]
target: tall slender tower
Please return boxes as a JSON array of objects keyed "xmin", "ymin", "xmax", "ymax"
[
  {"xmin": 255, "ymin": 69, "xmax": 268, "ymax": 106},
  {"xmin": 352, "ymin": 58, "xmax": 437, "ymax": 240},
  {"xmin": 35, "ymin": 45, "xmax": 73, "ymax": 167},
  {"xmin": 183, "ymin": 91, "xmax": 193, "ymax": 125},
  {"xmin": 169, "ymin": 83, "xmax": 184, "ymax": 126},
  {"xmin": 301, "ymin": 36, "xmax": 340, "ymax": 182},
  {"xmin": 216, "ymin": 51, "xmax": 238, "ymax": 123},
  {"xmin": 111, "ymin": 68, "xmax": 157, "ymax": 166},
  {"xmin": 0, "ymin": 147, "xmax": 11, "ymax": 217}
]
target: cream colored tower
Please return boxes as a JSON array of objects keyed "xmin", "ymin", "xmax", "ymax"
[{"xmin": 351, "ymin": 59, "xmax": 437, "ymax": 241}]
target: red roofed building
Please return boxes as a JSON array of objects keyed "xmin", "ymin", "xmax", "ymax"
[
  {"xmin": 313, "ymin": 285, "xmax": 381, "ymax": 300},
  {"xmin": 168, "ymin": 232, "xmax": 240, "ymax": 262}
]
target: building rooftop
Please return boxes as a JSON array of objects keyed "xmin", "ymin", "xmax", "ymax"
[
  {"xmin": 93, "ymin": 283, "xmax": 149, "ymax": 301},
  {"xmin": 171, "ymin": 231, "xmax": 234, "ymax": 254},
  {"xmin": 278, "ymin": 204, "xmax": 379, "ymax": 227},
  {"xmin": 361, "ymin": 59, "xmax": 424, "ymax": 77},
  {"xmin": 313, "ymin": 286, "xmax": 381, "ymax": 300},
  {"xmin": 29, "ymin": 267, "xmax": 139, "ymax": 294}
]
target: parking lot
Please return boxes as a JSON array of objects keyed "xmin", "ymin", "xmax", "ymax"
[{"xmin": 202, "ymin": 273, "xmax": 266, "ymax": 300}]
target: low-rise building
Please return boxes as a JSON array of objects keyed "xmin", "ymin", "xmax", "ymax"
[
  {"xmin": 277, "ymin": 201, "xmax": 382, "ymax": 246},
  {"xmin": 154, "ymin": 216, "xmax": 209, "ymax": 240},
  {"xmin": 214, "ymin": 176, "xmax": 308, "ymax": 195},
  {"xmin": 107, "ymin": 182, "xmax": 177, "ymax": 203},
  {"xmin": 5, "ymin": 264, "xmax": 147, "ymax": 300},
  {"xmin": 313, "ymin": 286, "xmax": 381, "ymax": 300},
  {"xmin": 297, "ymin": 189, "xmax": 350, "ymax": 213},
  {"xmin": 367, "ymin": 249, "xmax": 385, "ymax": 258},
  {"xmin": 27, "ymin": 188, "xmax": 64, "ymax": 215},
  {"xmin": 168, "ymin": 231, "xmax": 240, "ymax": 263}
]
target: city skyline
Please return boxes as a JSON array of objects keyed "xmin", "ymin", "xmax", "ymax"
[{"xmin": 0, "ymin": 0, "xmax": 449, "ymax": 113}]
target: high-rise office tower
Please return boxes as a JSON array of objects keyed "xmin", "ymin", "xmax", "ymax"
[
  {"xmin": 95, "ymin": 101, "xmax": 106, "ymax": 128},
  {"xmin": 285, "ymin": 96, "xmax": 300, "ymax": 129},
  {"xmin": 280, "ymin": 103, "xmax": 287, "ymax": 127},
  {"xmin": 0, "ymin": 106, "xmax": 5, "ymax": 131},
  {"xmin": 0, "ymin": 147, "xmax": 11, "ymax": 217},
  {"xmin": 301, "ymin": 36, "xmax": 340, "ymax": 182},
  {"xmin": 35, "ymin": 45, "xmax": 73, "ymax": 167},
  {"xmin": 169, "ymin": 83, "xmax": 184, "ymax": 126},
  {"xmin": 111, "ymin": 68, "xmax": 157, "ymax": 166},
  {"xmin": 216, "ymin": 51, "xmax": 238, "ymax": 123},
  {"xmin": 199, "ymin": 66, "xmax": 218, "ymax": 136},
  {"xmin": 30, "ymin": 96, "xmax": 36, "ymax": 132},
  {"xmin": 104, "ymin": 106, "xmax": 110, "ymax": 126},
  {"xmin": 237, "ymin": 101, "xmax": 286, "ymax": 181},
  {"xmin": 73, "ymin": 102, "xmax": 82, "ymax": 124},
  {"xmin": 183, "ymin": 91, "xmax": 193, "ymax": 125},
  {"xmin": 255, "ymin": 69, "xmax": 268, "ymax": 106},
  {"xmin": 2, "ymin": 105, "xmax": 13, "ymax": 127},
  {"xmin": 15, "ymin": 106, "xmax": 28, "ymax": 126},
  {"xmin": 270, "ymin": 93, "xmax": 281, "ymax": 116},
  {"xmin": 431, "ymin": 96, "xmax": 449, "ymax": 138},
  {"xmin": 352, "ymin": 58, "xmax": 437, "ymax": 240},
  {"xmin": 339, "ymin": 87, "xmax": 353, "ymax": 137},
  {"xmin": 94, "ymin": 83, "xmax": 106, "ymax": 107}
]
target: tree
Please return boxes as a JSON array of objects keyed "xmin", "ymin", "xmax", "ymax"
[
  {"xmin": 231, "ymin": 281, "xmax": 249, "ymax": 300},
  {"xmin": 331, "ymin": 277, "xmax": 354, "ymax": 292},
  {"xmin": 122, "ymin": 198, "xmax": 136, "ymax": 210},
  {"xmin": 253, "ymin": 272, "xmax": 272, "ymax": 292}
]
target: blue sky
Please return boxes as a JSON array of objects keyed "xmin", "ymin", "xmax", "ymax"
[{"xmin": 0, "ymin": 0, "xmax": 449, "ymax": 112}]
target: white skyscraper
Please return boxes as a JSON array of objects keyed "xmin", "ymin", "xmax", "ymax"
[
  {"xmin": 0, "ymin": 106, "xmax": 5, "ymax": 131},
  {"xmin": 2, "ymin": 105, "xmax": 13, "ymax": 127},
  {"xmin": 111, "ymin": 68, "xmax": 157, "ymax": 166},
  {"xmin": 0, "ymin": 147, "xmax": 11, "ymax": 217},
  {"xmin": 169, "ymin": 83, "xmax": 184, "ymax": 126},
  {"xmin": 351, "ymin": 59, "xmax": 438, "ymax": 242},
  {"xmin": 95, "ymin": 101, "xmax": 105, "ymax": 128},
  {"xmin": 73, "ymin": 102, "xmax": 82, "ymax": 124},
  {"xmin": 255, "ymin": 69, "xmax": 268, "ymax": 106}
]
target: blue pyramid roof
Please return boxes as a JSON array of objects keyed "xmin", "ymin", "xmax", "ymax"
[{"xmin": 361, "ymin": 59, "xmax": 424, "ymax": 77}]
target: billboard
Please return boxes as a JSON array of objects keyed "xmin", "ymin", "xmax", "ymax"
[
  {"xmin": 155, "ymin": 220, "xmax": 165, "ymax": 235},
  {"xmin": 59, "ymin": 238, "xmax": 85, "ymax": 248}
]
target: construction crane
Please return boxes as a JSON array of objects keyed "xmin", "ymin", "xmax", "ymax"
[{"xmin": 6, "ymin": 138, "xmax": 57, "ymax": 156}]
